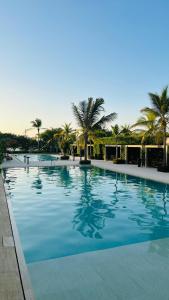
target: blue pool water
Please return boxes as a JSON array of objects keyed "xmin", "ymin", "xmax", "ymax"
[
  {"xmin": 4, "ymin": 166, "xmax": 169, "ymax": 264},
  {"xmin": 16, "ymin": 153, "xmax": 58, "ymax": 162}
]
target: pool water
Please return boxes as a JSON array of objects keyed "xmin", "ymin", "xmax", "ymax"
[
  {"xmin": 16, "ymin": 153, "xmax": 58, "ymax": 162},
  {"xmin": 4, "ymin": 166, "xmax": 169, "ymax": 264}
]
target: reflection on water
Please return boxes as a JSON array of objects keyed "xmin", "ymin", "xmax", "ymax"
[
  {"xmin": 31, "ymin": 168, "xmax": 43, "ymax": 194},
  {"xmin": 4, "ymin": 166, "xmax": 169, "ymax": 262},
  {"xmin": 73, "ymin": 168, "xmax": 116, "ymax": 239}
]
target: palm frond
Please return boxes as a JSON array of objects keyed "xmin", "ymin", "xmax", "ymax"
[
  {"xmin": 93, "ymin": 112, "xmax": 117, "ymax": 129},
  {"xmin": 72, "ymin": 103, "xmax": 84, "ymax": 128},
  {"xmin": 89, "ymin": 98, "xmax": 105, "ymax": 126},
  {"xmin": 31, "ymin": 118, "xmax": 42, "ymax": 128}
]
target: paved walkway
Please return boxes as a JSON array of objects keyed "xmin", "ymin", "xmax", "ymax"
[
  {"xmin": 92, "ymin": 160, "xmax": 169, "ymax": 184},
  {"xmin": 1, "ymin": 156, "xmax": 79, "ymax": 168},
  {"xmin": 0, "ymin": 176, "xmax": 24, "ymax": 300},
  {"xmin": 2, "ymin": 157, "xmax": 169, "ymax": 184}
]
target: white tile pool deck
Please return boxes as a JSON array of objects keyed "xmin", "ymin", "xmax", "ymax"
[{"xmin": 1, "ymin": 157, "xmax": 169, "ymax": 299}]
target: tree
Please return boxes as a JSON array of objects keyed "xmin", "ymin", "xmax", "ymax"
[
  {"xmin": 40, "ymin": 128, "xmax": 62, "ymax": 153},
  {"xmin": 112, "ymin": 124, "xmax": 120, "ymax": 143},
  {"xmin": 55, "ymin": 123, "xmax": 75, "ymax": 156},
  {"xmin": 142, "ymin": 87, "xmax": 169, "ymax": 164},
  {"xmin": 120, "ymin": 124, "xmax": 132, "ymax": 136},
  {"xmin": 31, "ymin": 118, "xmax": 42, "ymax": 151},
  {"xmin": 131, "ymin": 110, "xmax": 161, "ymax": 144},
  {"xmin": 72, "ymin": 98, "xmax": 117, "ymax": 161}
]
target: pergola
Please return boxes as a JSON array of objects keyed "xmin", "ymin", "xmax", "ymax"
[
  {"xmin": 125, "ymin": 145, "xmax": 143, "ymax": 165},
  {"xmin": 105, "ymin": 145, "xmax": 121, "ymax": 161},
  {"xmin": 145, "ymin": 145, "xmax": 165, "ymax": 167}
]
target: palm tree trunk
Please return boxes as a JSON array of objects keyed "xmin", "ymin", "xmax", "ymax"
[
  {"xmin": 84, "ymin": 132, "xmax": 88, "ymax": 161},
  {"xmin": 163, "ymin": 126, "xmax": 167, "ymax": 166}
]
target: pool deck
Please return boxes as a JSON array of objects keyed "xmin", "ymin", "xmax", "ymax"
[
  {"xmin": 1, "ymin": 157, "xmax": 169, "ymax": 299},
  {"xmin": 92, "ymin": 160, "xmax": 169, "ymax": 184},
  {"xmin": 2, "ymin": 156, "xmax": 169, "ymax": 184},
  {"xmin": 0, "ymin": 176, "xmax": 25, "ymax": 299}
]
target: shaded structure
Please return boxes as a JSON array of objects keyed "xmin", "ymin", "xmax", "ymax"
[
  {"xmin": 105, "ymin": 145, "xmax": 121, "ymax": 161},
  {"xmin": 87, "ymin": 144, "xmax": 104, "ymax": 160},
  {"xmin": 95, "ymin": 144, "xmax": 104, "ymax": 160},
  {"xmin": 125, "ymin": 145, "xmax": 143, "ymax": 165},
  {"xmin": 145, "ymin": 145, "xmax": 164, "ymax": 167}
]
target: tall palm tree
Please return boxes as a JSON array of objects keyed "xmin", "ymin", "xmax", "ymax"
[
  {"xmin": 111, "ymin": 124, "xmax": 121, "ymax": 159},
  {"xmin": 31, "ymin": 118, "xmax": 42, "ymax": 151},
  {"xmin": 72, "ymin": 98, "xmax": 117, "ymax": 161},
  {"xmin": 142, "ymin": 87, "xmax": 169, "ymax": 165}
]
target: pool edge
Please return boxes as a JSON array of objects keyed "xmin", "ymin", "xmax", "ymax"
[{"xmin": 2, "ymin": 175, "xmax": 35, "ymax": 300}]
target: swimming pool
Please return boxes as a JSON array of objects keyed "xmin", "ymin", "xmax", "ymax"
[
  {"xmin": 4, "ymin": 166, "xmax": 169, "ymax": 265},
  {"xmin": 16, "ymin": 153, "xmax": 59, "ymax": 162}
]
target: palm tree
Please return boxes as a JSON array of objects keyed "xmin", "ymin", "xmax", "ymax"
[
  {"xmin": 55, "ymin": 123, "xmax": 75, "ymax": 156},
  {"xmin": 120, "ymin": 124, "xmax": 132, "ymax": 136},
  {"xmin": 131, "ymin": 111, "xmax": 160, "ymax": 144},
  {"xmin": 40, "ymin": 128, "xmax": 62, "ymax": 152},
  {"xmin": 31, "ymin": 118, "xmax": 42, "ymax": 151},
  {"xmin": 62, "ymin": 123, "xmax": 74, "ymax": 140},
  {"xmin": 142, "ymin": 87, "xmax": 169, "ymax": 165},
  {"xmin": 112, "ymin": 124, "xmax": 121, "ymax": 144},
  {"xmin": 72, "ymin": 98, "xmax": 117, "ymax": 161}
]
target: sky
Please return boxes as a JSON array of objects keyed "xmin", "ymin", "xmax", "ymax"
[{"xmin": 0, "ymin": 0, "xmax": 169, "ymax": 135}]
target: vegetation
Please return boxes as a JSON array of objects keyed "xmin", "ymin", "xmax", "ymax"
[
  {"xmin": 40, "ymin": 128, "xmax": 62, "ymax": 152},
  {"xmin": 31, "ymin": 118, "xmax": 42, "ymax": 151},
  {"xmin": 0, "ymin": 132, "xmax": 37, "ymax": 153},
  {"xmin": 141, "ymin": 87, "xmax": 169, "ymax": 165},
  {"xmin": 54, "ymin": 123, "xmax": 75, "ymax": 157},
  {"xmin": 133, "ymin": 87, "xmax": 169, "ymax": 165},
  {"xmin": 72, "ymin": 98, "xmax": 117, "ymax": 161},
  {"xmin": 131, "ymin": 110, "xmax": 159, "ymax": 144},
  {"xmin": 1, "ymin": 86, "xmax": 169, "ymax": 170}
]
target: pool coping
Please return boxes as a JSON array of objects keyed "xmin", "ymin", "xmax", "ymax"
[
  {"xmin": 2, "ymin": 174, "xmax": 35, "ymax": 300},
  {"xmin": 92, "ymin": 160, "xmax": 169, "ymax": 185}
]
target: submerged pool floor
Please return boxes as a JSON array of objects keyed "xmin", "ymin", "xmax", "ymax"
[
  {"xmin": 28, "ymin": 237, "xmax": 169, "ymax": 300},
  {"xmin": 4, "ymin": 166, "xmax": 169, "ymax": 264}
]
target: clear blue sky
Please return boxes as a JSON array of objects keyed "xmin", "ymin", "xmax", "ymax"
[{"xmin": 0, "ymin": 0, "xmax": 169, "ymax": 134}]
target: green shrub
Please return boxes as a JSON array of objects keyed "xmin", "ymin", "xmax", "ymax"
[
  {"xmin": 112, "ymin": 158, "xmax": 126, "ymax": 164},
  {"xmin": 60, "ymin": 155, "xmax": 69, "ymax": 160},
  {"xmin": 79, "ymin": 160, "xmax": 91, "ymax": 165},
  {"xmin": 157, "ymin": 165, "xmax": 169, "ymax": 172}
]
